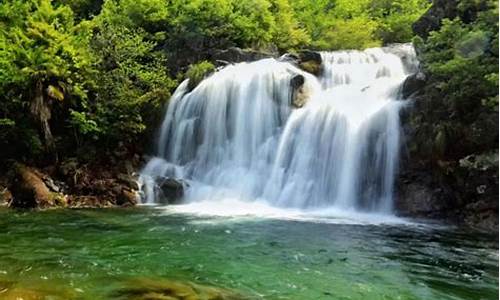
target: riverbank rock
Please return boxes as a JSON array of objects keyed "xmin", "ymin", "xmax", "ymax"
[
  {"xmin": 56, "ymin": 157, "xmax": 140, "ymax": 208},
  {"xmin": 8, "ymin": 163, "xmax": 66, "ymax": 209},
  {"xmin": 113, "ymin": 277, "xmax": 252, "ymax": 300},
  {"xmin": 3, "ymin": 151, "xmax": 141, "ymax": 209}
]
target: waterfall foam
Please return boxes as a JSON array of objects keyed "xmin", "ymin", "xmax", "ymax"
[{"xmin": 140, "ymin": 44, "xmax": 417, "ymax": 214}]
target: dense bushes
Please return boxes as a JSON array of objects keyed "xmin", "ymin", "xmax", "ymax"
[
  {"xmin": 186, "ymin": 61, "xmax": 216, "ymax": 91},
  {"xmin": 0, "ymin": 0, "xmax": 430, "ymax": 164},
  {"xmin": 411, "ymin": 0, "xmax": 498, "ymax": 161},
  {"xmin": 401, "ymin": 0, "xmax": 498, "ymax": 225},
  {"xmin": 290, "ymin": 0, "xmax": 430, "ymax": 50}
]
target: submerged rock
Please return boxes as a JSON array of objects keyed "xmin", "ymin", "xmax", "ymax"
[{"xmin": 113, "ymin": 277, "xmax": 252, "ymax": 300}]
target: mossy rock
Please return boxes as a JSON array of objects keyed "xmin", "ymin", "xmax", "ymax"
[
  {"xmin": 298, "ymin": 61, "xmax": 322, "ymax": 76},
  {"xmin": 296, "ymin": 50, "xmax": 322, "ymax": 76}
]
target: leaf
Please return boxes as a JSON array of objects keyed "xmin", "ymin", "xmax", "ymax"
[{"xmin": 47, "ymin": 84, "xmax": 64, "ymax": 101}]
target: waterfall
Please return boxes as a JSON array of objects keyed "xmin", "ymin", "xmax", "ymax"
[{"xmin": 140, "ymin": 44, "xmax": 417, "ymax": 213}]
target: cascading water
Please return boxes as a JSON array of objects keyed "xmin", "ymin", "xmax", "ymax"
[{"xmin": 140, "ymin": 44, "xmax": 417, "ymax": 214}]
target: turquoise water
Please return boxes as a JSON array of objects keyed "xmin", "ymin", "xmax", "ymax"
[{"xmin": 0, "ymin": 207, "xmax": 497, "ymax": 299}]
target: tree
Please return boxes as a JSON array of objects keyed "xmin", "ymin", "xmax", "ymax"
[{"xmin": 0, "ymin": 0, "xmax": 94, "ymax": 154}]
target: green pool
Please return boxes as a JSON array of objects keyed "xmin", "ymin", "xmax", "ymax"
[{"xmin": 0, "ymin": 207, "xmax": 497, "ymax": 299}]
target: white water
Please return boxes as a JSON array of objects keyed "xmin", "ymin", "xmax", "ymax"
[{"xmin": 140, "ymin": 44, "xmax": 417, "ymax": 216}]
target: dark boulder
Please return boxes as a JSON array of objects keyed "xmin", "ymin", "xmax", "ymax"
[
  {"xmin": 298, "ymin": 50, "xmax": 322, "ymax": 64},
  {"xmin": 401, "ymin": 72, "xmax": 426, "ymax": 99},
  {"xmin": 290, "ymin": 74, "xmax": 305, "ymax": 89},
  {"xmin": 158, "ymin": 177, "xmax": 185, "ymax": 204},
  {"xmin": 290, "ymin": 74, "xmax": 308, "ymax": 108}
]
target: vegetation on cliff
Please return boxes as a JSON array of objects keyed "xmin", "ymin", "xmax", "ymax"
[{"xmin": 399, "ymin": 0, "xmax": 498, "ymax": 230}]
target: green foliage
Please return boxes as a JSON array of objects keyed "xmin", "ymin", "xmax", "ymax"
[
  {"xmin": 414, "ymin": 0, "xmax": 498, "ymax": 160},
  {"xmin": 87, "ymin": 18, "xmax": 176, "ymax": 144},
  {"xmin": 290, "ymin": 0, "xmax": 430, "ymax": 50},
  {"xmin": 186, "ymin": 61, "xmax": 216, "ymax": 91},
  {"xmin": 69, "ymin": 110, "xmax": 100, "ymax": 136},
  {"xmin": 320, "ymin": 17, "xmax": 381, "ymax": 50},
  {"xmin": 417, "ymin": 3, "xmax": 499, "ymax": 114}
]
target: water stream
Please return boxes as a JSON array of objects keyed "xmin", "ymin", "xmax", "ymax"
[{"xmin": 141, "ymin": 44, "xmax": 416, "ymax": 214}]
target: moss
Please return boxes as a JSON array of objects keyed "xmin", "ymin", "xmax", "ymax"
[{"xmin": 186, "ymin": 61, "xmax": 216, "ymax": 92}]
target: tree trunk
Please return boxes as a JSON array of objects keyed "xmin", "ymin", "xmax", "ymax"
[{"xmin": 30, "ymin": 80, "xmax": 55, "ymax": 151}]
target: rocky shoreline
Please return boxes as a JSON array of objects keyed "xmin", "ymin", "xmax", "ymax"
[{"xmin": 0, "ymin": 152, "xmax": 142, "ymax": 209}]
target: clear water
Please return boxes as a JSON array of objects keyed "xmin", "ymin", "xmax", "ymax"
[{"xmin": 0, "ymin": 207, "xmax": 497, "ymax": 299}]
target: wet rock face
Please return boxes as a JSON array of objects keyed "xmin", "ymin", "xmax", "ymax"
[
  {"xmin": 401, "ymin": 72, "xmax": 426, "ymax": 99},
  {"xmin": 398, "ymin": 0, "xmax": 498, "ymax": 231},
  {"xmin": 395, "ymin": 181, "xmax": 447, "ymax": 218}
]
